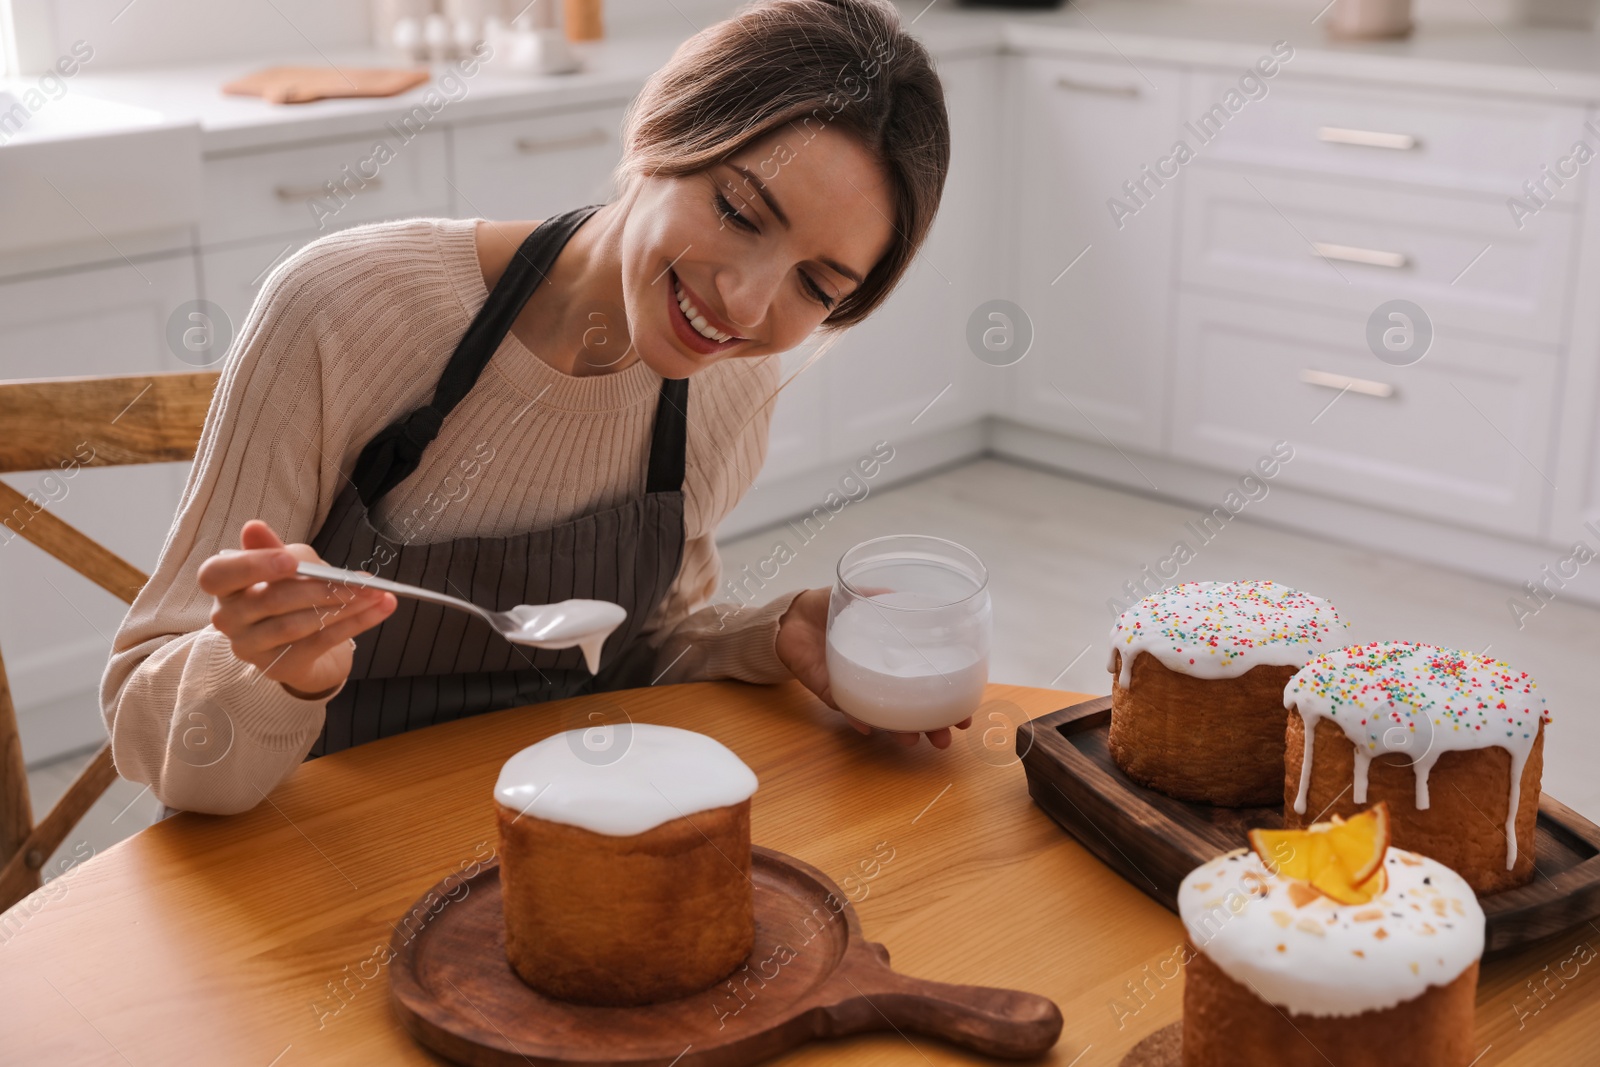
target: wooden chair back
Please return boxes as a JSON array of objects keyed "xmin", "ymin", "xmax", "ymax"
[{"xmin": 0, "ymin": 371, "xmax": 218, "ymax": 912}]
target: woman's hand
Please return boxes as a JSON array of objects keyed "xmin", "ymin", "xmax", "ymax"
[
  {"xmin": 198, "ymin": 519, "xmax": 396, "ymax": 699},
  {"xmin": 776, "ymin": 587, "xmax": 972, "ymax": 750}
]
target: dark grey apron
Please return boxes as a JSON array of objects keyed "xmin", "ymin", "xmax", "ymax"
[{"xmin": 295, "ymin": 203, "xmax": 689, "ymax": 757}]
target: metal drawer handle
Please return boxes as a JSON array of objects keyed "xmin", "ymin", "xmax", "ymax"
[
  {"xmin": 515, "ymin": 129, "xmax": 609, "ymax": 154},
  {"xmin": 274, "ymin": 177, "xmax": 382, "ymax": 200},
  {"xmin": 1312, "ymin": 242, "xmax": 1408, "ymax": 269},
  {"xmin": 1300, "ymin": 369, "xmax": 1396, "ymax": 399},
  {"xmin": 1055, "ymin": 75, "xmax": 1141, "ymax": 98},
  {"xmin": 1318, "ymin": 126, "xmax": 1418, "ymax": 151}
]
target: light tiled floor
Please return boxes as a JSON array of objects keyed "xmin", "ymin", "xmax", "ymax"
[
  {"xmin": 25, "ymin": 745, "xmax": 165, "ymax": 883},
  {"xmin": 715, "ymin": 457, "xmax": 1600, "ymax": 823},
  {"xmin": 25, "ymin": 456, "xmax": 1600, "ymax": 876}
]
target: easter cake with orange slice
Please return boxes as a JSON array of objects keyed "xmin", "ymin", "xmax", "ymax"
[
  {"xmin": 1176, "ymin": 804, "xmax": 1485, "ymax": 1067},
  {"xmin": 1107, "ymin": 580, "xmax": 1347, "ymax": 806},
  {"xmin": 1284, "ymin": 641, "xmax": 1549, "ymax": 894}
]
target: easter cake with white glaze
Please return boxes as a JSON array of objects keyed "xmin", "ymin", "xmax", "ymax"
[
  {"xmin": 1284, "ymin": 640, "xmax": 1548, "ymax": 894},
  {"xmin": 493, "ymin": 723, "xmax": 758, "ymax": 1005},
  {"xmin": 1107, "ymin": 580, "xmax": 1347, "ymax": 806},
  {"xmin": 1178, "ymin": 807, "xmax": 1484, "ymax": 1066}
]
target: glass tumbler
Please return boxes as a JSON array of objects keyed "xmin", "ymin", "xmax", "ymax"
[{"xmin": 824, "ymin": 534, "xmax": 992, "ymax": 733}]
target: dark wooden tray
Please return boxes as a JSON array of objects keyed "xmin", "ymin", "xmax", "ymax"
[
  {"xmin": 1018, "ymin": 695, "xmax": 1600, "ymax": 957},
  {"xmin": 388, "ymin": 845, "xmax": 1063, "ymax": 1066}
]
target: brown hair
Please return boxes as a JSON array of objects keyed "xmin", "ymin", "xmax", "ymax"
[{"xmin": 614, "ymin": 0, "xmax": 950, "ymax": 331}]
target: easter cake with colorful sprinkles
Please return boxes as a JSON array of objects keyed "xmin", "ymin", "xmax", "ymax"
[
  {"xmin": 1107, "ymin": 580, "xmax": 1348, "ymax": 806},
  {"xmin": 1176, "ymin": 805, "xmax": 1485, "ymax": 1067},
  {"xmin": 1283, "ymin": 641, "xmax": 1549, "ymax": 895}
]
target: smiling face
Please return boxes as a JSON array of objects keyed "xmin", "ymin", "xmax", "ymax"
[{"xmin": 618, "ymin": 124, "xmax": 898, "ymax": 378}]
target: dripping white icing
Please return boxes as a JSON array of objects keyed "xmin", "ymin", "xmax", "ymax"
[
  {"xmin": 503, "ymin": 599, "xmax": 627, "ymax": 674},
  {"xmin": 1414, "ymin": 751, "xmax": 1442, "ymax": 810},
  {"xmin": 1107, "ymin": 580, "xmax": 1346, "ymax": 688},
  {"xmin": 494, "ymin": 723, "xmax": 758, "ymax": 836},
  {"xmin": 577, "ymin": 632, "xmax": 607, "ymax": 676},
  {"xmin": 1286, "ymin": 642, "xmax": 1549, "ymax": 870},
  {"xmin": 1178, "ymin": 846, "xmax": 1484, "ymax": 1018}
]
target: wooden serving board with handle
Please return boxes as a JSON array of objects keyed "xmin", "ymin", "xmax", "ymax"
[
  {"xmin": 1018, "ymin": 695, "xmax": 1600, "ymax": 957},
  {"xmin": 388, "ymin": 844, "xmax": 1064, "ymax": 1065}
]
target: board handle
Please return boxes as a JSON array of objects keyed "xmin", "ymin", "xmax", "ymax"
[{"xmin": 815, "ymin": 942, "xmax": 1064, "ymax": 1059}]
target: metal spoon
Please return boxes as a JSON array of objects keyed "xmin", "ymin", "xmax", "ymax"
[{"xmin": 295, "ymin": 561, "xmax": 627, "ymax": 674}]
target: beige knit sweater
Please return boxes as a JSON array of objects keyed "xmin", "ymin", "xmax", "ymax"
[{"xmin": 100, "ymin": 216, "xmax": 803, "ymax": 816}]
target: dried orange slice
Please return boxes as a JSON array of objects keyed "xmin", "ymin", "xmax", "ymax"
[
  {"xmin": 1250, "ymin": 824, "xmax": 1323, "ymax": 881},
  {"xmin": 1248, "ymin": 802, "xmax": 1391, "ymax": 905},
  {"xmin": 1326, "ymin": 802, "xmax": 1389, "ymax": 883},
  {"xmin": 1311, "ymin": 854, "xmax": 1389, "ymax": 905}
]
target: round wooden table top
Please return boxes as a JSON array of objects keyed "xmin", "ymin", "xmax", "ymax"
[{"xmin": 1, "ymin": 681, "xmax": 1594, "ymax": 1065}]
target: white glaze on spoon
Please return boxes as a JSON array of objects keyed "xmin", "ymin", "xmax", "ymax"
[
  {"xmin": 1285, "ymin": 641, "xmax": 1549, "ymax": 870},
  {"xmin": 294, "ymin": 561, "xmax": 625, "ymax": 674},
  {"xmin": 502, "ymin": 600, "xmax": 627, "ymax": 674}
]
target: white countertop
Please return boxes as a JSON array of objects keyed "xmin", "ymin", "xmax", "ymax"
[
  {"xmin": 975, "ymin": 0, "xmax": 1600, "ymax": 102},
  {"xmin": 14, "ymin": 36, "xmax": 682, "ymax": 155},
  {"xmin": 5, "ymin": 1, "xmax": 1600, "ymax": 156}
]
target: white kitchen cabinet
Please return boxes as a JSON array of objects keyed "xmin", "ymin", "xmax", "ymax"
[
  {"xmin": 1170, "ymin": 293, "xmax": 1558, "ymax": 540},
  {"xmin": 1584, "ymin": 445, "xmax": 1600, "ymax": 537},
  {"xmin": 449, "ymin": 104, "xmax": 629, "ymax": 220},
  {"xmin": 1553, "ymin": 111, "xmax": 1600, "ymax": 545},
  {"xmin": 0, "ymin": 251, "xmax": 202, "ymax": 381},
  {"xmin": 1553, "ymin": 361, "xmax": 1600, "ymax": 541},
  {"xmin": 1198, "ymin": 72, "xmax": 1591, "ymax": 199},
  {"xmin": 1561, "ymin": 337, "xmax": 1600, "ymax": 538},
  {"xmin": 818, "ymin": 244, "xmax": 985, "ymax": 461},
  {"xmin": 1180, "ymin": 164, "xmax": 1575, "ymax": 347},
  {"xmin": 198, "ymin": 234, "xmax": 308, "ymax": 345},
  {"xmin": 817, "ymin": 56, "xmax": 1002, "ymax": 462},
  {"xmin": 201, "ymin": 128, "xmax": 451, "ymax": 247},
  {"xmin": 733, "ymin": 35, "xmax": 1002, "ymax": 508},
  {"xmin": 758, "ymin": 345, "xmax": 829, "ymax": 485},
  {"xmin": 0, "ymin": 252, "xmax": 199, "ymax": 747},
  {"xmin": 1005, "ymin": 54, "xmax": 1185, "ymax": 451}
]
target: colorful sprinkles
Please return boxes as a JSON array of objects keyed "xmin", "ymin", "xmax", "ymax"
[
  {"xmin": 1285, "ymin": 641, "xmax": 1551, "ymax": 748},
  {"xmin": 1108, "ymin": 580, "xmax": 1347, "ymax": 686}
]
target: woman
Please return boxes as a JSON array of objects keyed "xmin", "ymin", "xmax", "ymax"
[{"xmin": 100, "ymin": 0, "xmax": 955, "ymax": 816}]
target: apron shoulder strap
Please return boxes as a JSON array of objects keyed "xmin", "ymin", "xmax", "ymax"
[
  {"xmin": 646, "ymin": 376, "xmax": 689, "ymax": 494},
  {"xmin": 351, "ymin": 204, "xmax": 604, "ymax": 508}
]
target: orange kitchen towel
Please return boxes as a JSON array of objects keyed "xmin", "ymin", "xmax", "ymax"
[{"xmin": 222, "ymin": 66, "xmax": 430, "ymax": 105}]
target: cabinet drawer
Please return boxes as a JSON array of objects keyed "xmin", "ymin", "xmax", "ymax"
[
  {"xmin": 201, "ymin": 130, "xmax": 449, "ymax": 246},
  {"xmin": 1171, "ymin": 294, "xmax": 1557, "ymax": 539},
  {"xmin": 1180, "ymin": 166, "xmax": 1575, "ymax": 345},
  {"xmin": 1196, "ymin": 74, "xmax": 1590, "ymax": 197},
  {"xmin": 450, "ymin": 105, "xmax": 627, "ymax": 220}
]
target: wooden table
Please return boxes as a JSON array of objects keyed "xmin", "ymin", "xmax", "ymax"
[{"xmin": 2, "ymin": 681, "xmax": 1596, "ymax": 1065}]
